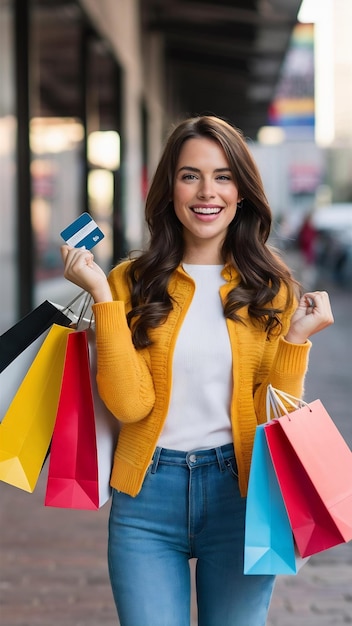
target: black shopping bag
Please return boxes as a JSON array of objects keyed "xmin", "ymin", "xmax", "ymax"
[{"xmin": 0, "ymin": 300, "xmax": 72, "ymax": 373}]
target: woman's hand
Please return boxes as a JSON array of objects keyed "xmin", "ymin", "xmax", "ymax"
[
  {"xmin": 60, "ymin": 245, "xmax": 113, "ymax": 303},
  {"xmin": 285, "ymin": 291, "xmax": 334, "ymax": 344}
]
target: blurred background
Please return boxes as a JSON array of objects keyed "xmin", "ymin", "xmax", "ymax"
[
  {"xmin": 1, "ymin": 3, "xmax": 352, "ymax": 626},
  {"xmin": 1, "ymin": 0, "xmax": 352, "ymax": 333}
]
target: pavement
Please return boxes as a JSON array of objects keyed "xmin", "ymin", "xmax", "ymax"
[{"xmin": 1, "ymin": 254, "xmax": 352, "ymax": 625}]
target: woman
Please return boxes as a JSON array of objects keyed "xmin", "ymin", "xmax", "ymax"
[{"xmin": 61, "ymin": 115, "xmax": 333, "ymax": 626}]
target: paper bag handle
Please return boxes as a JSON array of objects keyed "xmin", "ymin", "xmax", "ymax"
[{"xmin": 266, "ymin": 384, "xmax": 310, "ymax": 422}]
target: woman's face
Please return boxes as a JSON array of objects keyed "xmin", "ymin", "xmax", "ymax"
[{"xmin": 173, "ymin": 137, "xmax": 241, "ymax": 263}]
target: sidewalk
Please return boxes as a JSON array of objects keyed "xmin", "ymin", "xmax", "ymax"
[
  {"xmin": 1, "ymin": 474, "xmax": 351, "ymax": 626},
  {"xmin": 268, "ymin": 545, "xmax": 352, "ymax": 625}
]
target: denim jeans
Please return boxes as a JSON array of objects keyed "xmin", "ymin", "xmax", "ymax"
[{"xmin": 108, "ymin": 443, "xmax": 275, "ymax": 626}]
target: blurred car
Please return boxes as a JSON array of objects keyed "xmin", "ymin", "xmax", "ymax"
[
  {"xmin": 312, "ymin": 203, "xmax": 352, "ymax": 231},
  {"xmin": 311, "ymin": 203, "xmax": 352, "ymax": 287}
]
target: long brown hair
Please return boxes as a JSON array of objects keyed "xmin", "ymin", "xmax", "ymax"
[{"xmin": 126, "ymin": 115, "xmax": 299, "ymax": 348}]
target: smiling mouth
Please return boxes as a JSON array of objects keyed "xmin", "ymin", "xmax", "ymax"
[{"xmin": 191, "ymin": 207, "xmax": 223, "ymax": 215}]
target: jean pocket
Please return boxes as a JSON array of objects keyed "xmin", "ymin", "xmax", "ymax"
[{"xmin": 224, "ymin": 457, "xmax": 239, "ymax": 479}]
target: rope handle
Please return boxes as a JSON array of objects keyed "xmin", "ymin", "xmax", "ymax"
[
  {"xmin": 75, "ymin": 291, "xmax": 93, "ymax": 330},
  {"xmin": 51, "ymin": 290, "xmax": 93, "ymax": 330},
  {"xmin": 266, "ymin": 384, "xmax": 310, "ymax": 422},
  {"xmin": 61, "ymin": 289, "xmax": 87, "ymax": 315}
]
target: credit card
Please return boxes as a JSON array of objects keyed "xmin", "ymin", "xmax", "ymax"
[{"xmin": 60, "ymin": 213, "xmax": 105, "ymax": 250}]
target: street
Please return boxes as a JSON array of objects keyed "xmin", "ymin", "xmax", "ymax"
[{"xmin": 1, "ymin": 274, "xmax": 351, "ymax": 626}]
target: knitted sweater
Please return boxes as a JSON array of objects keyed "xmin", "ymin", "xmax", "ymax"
[{"xmin": 92, "ymin": 261, "xmax": 311, "ymax": 497}]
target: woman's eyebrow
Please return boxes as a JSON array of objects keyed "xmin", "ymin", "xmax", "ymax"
[{"xmin": 176, "ymin": 166, "xmax": 231, "ymax": 174}]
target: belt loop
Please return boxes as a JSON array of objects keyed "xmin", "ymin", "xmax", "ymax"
[
  {"xmin": 215, "ymin": 446, "xmax": 226, "ymax": 472},
  {"xmin": 151, "ymin": 447, "xmax": 162, "ymax": 474}
]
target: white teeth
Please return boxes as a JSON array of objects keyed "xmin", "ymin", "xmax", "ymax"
[{"xmin": 192, "ymin": 207, "xmax": 222, "ymax": 214}]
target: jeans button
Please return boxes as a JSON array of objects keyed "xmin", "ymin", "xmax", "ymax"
[{"xmin": 189, "ymin": 454, "xmax": 197, "ymax": 463}]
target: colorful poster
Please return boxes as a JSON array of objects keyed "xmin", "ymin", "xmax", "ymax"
[{"xmin": 269, "ymin": 23, "xmax": 315, "ymax": 129}]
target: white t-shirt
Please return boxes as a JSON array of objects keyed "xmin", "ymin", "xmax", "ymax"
[{"xmin": 157, "ymin": 264, "xmax": 233, "ymax": 451}]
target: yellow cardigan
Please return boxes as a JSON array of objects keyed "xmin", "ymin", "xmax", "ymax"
[{"xmin": 92, "ymin": 261, "xmax": 311, "ymax": 497}]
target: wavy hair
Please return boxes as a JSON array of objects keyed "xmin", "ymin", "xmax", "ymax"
[{"xmin": 126, "ymin": 115, "xmax": 299, "ymax": 348}]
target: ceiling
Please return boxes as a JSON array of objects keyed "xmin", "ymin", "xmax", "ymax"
[
  {"xmin": 32, "ymin": 0, "xmax": 303, "ymax": 140},
  {"xmin": 141, "ymin": 0, "xmax": 303, "ymax": 139}
]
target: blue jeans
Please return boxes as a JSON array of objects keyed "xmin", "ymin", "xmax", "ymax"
[{"xmin": 108, "ymin": 444, "xmax": 275, "ymax": 626}]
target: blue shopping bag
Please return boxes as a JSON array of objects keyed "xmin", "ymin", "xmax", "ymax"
[{"xmin": 244, "ymin": 424, "xmax": 308, "ymax": 575}]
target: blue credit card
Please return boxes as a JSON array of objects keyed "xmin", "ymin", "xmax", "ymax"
[{"xmin": 60, "ymin": 213, "xmax": 105, "ymax": 250}]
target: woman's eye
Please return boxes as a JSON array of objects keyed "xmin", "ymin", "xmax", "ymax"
[
  {"xmin": 182, "ymin": 173, "xmax": 197, "ymax": 180},
  {"xmin": 216, "ymin": 175, "xmax": 231, "ymax": 181}
]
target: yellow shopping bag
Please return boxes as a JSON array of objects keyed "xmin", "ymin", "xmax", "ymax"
[{"xmin": 0, "ymin": 324, "xmax": 74, "ymax": 492}]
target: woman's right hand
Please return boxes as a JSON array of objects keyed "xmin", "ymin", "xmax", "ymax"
[{"xmin": 61, "ymin": 245, "xmax": 113, "ymax": 303}]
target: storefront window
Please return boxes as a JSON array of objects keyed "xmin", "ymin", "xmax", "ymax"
[
  {"xmin": 0, "ymin": 0, "xmax": 16, "ymax": 331},
  {"xmin": 30, "ymin": 1, "xmax": 84, "ymax": 281},
  {"xmin": 30, "ymin": 1, "xmax": 121, "ymax": 284},
  {"xmin": 0, "ymin": 0, "xmax": 123, "ymax": 323}
]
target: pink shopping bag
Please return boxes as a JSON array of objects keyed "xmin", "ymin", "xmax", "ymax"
[{"xmin": 264, "ymin": 386, "xmax": 352, "ymax": 558}]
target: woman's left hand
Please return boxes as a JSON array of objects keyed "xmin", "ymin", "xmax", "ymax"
[{"xmin": 285, "ymin": 291, "xmax": 334, "ymax": 344}]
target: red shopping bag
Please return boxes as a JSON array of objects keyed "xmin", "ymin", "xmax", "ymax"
[
  {"xmin": 44, "ymin": 329, "xmax": 119, "ymax": 510},
  {"xmin": 264, "ymin": 386, "xmax": 352, "ymax": 558}
]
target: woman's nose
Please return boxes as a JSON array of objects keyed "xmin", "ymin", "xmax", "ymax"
[{"xmin": 197, "ymin": 179, "xmax": 215, "ymax": 199}]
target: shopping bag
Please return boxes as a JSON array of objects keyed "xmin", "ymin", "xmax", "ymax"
[
  {"xmin": 45, "ymin": 328, "xmax": 119, "ymax": 510},
  {"xmin": 0, "ymin": 330, "xmax": 50, "ymax": 422},
  {"xmin": 0, "ymin": 324, "xmax": 74, "ymax": 492},
  {"xmin": 0, "ymin": 300, "xmax": 72, "ymax": 373},
  {"xmin": 0, "ymin": 296, "xmax": 79, "ymax": 421},
  {"xmin": 86, "ymin": 326, "xmax": 120, "ymax": 507},
  {"xmin": 244, "ymin": 424, "xmax": 308, "ymax": 575},
  {"xmin": 265, "ymin": 385, "xmax": 352, "ymax": 558}
]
